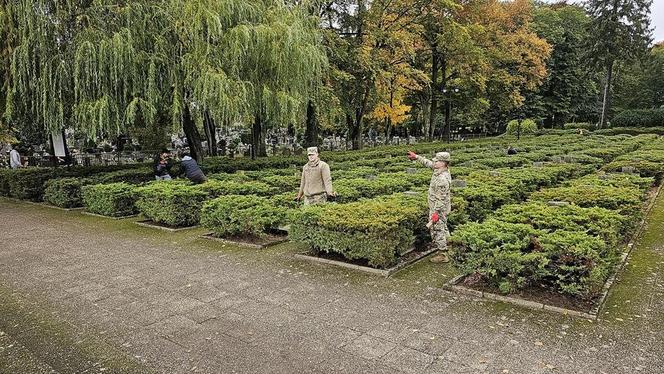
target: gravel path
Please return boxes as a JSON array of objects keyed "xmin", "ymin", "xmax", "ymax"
[{"xmin": 1, "ymin": 197, "xmax": 663, "ymax": 373}]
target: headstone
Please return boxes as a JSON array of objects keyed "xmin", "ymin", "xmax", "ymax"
[
  {"xmin": 621, "ymin": 166, "xmax": 636, "ymax": 174},
  {"xmin": 551, "ymin": 156, "xmax": 562, "ymax": 163},
  {"xmin": 547, "ymin": 200, "xmax": 570, "ymax": 207},
  {"xmin": 451, "ymin": 180, "xmax": 467, "ymax": 188},
  {"xmin": 403, "ymin": 191, "xmax": 419, "ymax": 197},
  {"xmin": 532, "ymin": 161, "xmax": 544, "ymax": 168},
  {"xmin": 598, "ymin": 174, "xmax": 611, "ymax": 180},
  {"xmin": 365, "ymin": 174, "xmax": 377, "ymax": 181},
  {"xmin": 406, "ymin": 168, "xmax": 418, "ymax": 174},
  {"xmin": 490, "ymin": 171, "xmax": 501, "ymax": 177}
]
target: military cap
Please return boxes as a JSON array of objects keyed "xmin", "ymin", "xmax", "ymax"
[
  {"xmin": 307, "ymin": 146, "xmax": 319, "ymax": 155},
  {"xmin": 432, "ymin": 152, "xmax": 451, "ymax": 162}
]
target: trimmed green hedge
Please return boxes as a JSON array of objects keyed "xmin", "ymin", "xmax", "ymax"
[
  {"xmin": 612, "ymin": 109, "xmax": 664, "ymax": 127},
  {"xmin": 529, "ymin": 184, "xmax": 643, "ymax": 216},
  {"xmin": 7, "ymin": 168, "xmax": 55, "ymax": 201},
  {"xmin": 201, "ymin": 195, "xmax": 288, "ymax": 238},
  {"xmin": 82, "ymin": 182, "xmax": 138, "ymax": 217},
  {"xmin": 44, "ymin": 178, "xmax": 92, "ymax": 208},
  {"xmin": 563, "ymin": 122, "xmax": 596, "ymax": 131},
  {"xmin": 289, "ymin": 193, "xmax": 427, "ymax": 268},
  {"xmin": 450, "ymin": 219, "xmax": 618, "ymax": 297},
  {"xmin": 135, "ymin": 182, "xmax": 209, "ymax": 227}
]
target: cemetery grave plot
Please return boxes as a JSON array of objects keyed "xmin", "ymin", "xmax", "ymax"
[{"xmin": 3, "ymin": 133, "xmax": 664, "ymax": 314}]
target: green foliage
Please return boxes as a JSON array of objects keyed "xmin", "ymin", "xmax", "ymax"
[
  {"xmin": 593, "ymin": 127, "xmax": 664, "ymax": 136},
  {"xmin": 135, "ymin": 182, "xmax": 209, "ymax": 227},
  {"xmin": 44, "ymin": 178, "xmax": 93, "ymax": 208},
  {"xmin": 7, "ymin": 168, "xmax": 54, "ymax": 201},
  {"xmin": 494, "ymin": 202, "xmax": 626, "ymax": 247},
  {"xmin": 201, "ymin": 195, "xmax": 287, "ymax": 238},
  {"xmin": 506, "ymin": 119, "xmax": 538, "ymax": 136},
  {"xmin": 450, "ymin": 219, "xmax": 618, "ymax": 297},
  {"xmin": 82, "ymin": 183, "xmax": 138, "ymax": 217},
  {"xmin": 563, "ymin": 122, "xmax": 596, "ymax": 131},
  {"xmin": 289, "ymin": 194, "xmax": 426, "ymax": 268},
  {"xmin": 612, "ymin": 109, "xmax": 664, "ymax": 127},
  {"xmin": 529, "ymin": 184, "xmax": 643, "ymax": 216},
  {"xmin": 198, "ymin": 180, "xmax": 274, "ymax": 197},
  {"xmin": 603, "ymin": 148, "xmax": 664, "ymax": 183},
  {"xmin": 95, "ymin": 168, "xmax": 154, "ymax": 184},
  {"xmin": 258, "ymin": 175, "xmax": 300, "ymax": 193}
]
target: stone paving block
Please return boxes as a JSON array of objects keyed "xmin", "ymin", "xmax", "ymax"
[
  {"xmin": 403, "ymin": 330, "xmax": 454, "ymax": 356},
  {"xmin": 341, "ymin": 333, "xmax": 397, "ymax": 360},
  {"xmin": 424, "ymin": 358, "xmax": 479, "ymax": 373},
  {"xmin": 382, "ymin": 345, "xmax": 435, "ymax": 374},
  {"xmin": 93, "ymin": 293, "xmax": 138, "ymax": 312},
  {"xmin": 313, "ymin": 349, "xmax": 397, "ymax": 374},
  {"xmin": 185, "ymin": 303, "xmax": 220, "ymax": 324},
  {"xmin": 178, "ymin": 283, "xmax": 229, "ymax": 303},
  {"xmin": 210, "ymin": 292, "xmax": 250, "ymax": 310},
  {"xmin": 147, "ymin": 315, "xmax": 199, "ymax": 337},
  {"xmin": 367, "ymin": 321, "xmax": 417, "ymax": 344}
]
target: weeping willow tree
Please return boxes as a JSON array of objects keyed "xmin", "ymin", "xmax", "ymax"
[
  {"xmin": 5, "ymin": 0, "xmax": 326, "ymax": 161},
  {"xmin": 3, "ymin": 0, "xmax": 79, "ymax": 146}
]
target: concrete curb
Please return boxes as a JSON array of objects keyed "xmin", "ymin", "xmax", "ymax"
[
  {"xmin": 443, "ymin": 183, "xmax": 664, "ymax": 320},
  {"xmin": 294, "ymin": 246, "xmax": 438, "ymax": 277},
  {"xmin": 134, "ymin": 220, "xmax": 199, "ymax": 232},
  {"xmin": 81, "ymin": 211, "xmax": 139, "ymax": 220},
  {"xmin": 200, "ymin": 232, "xmax": 289, "ymax": 249}
]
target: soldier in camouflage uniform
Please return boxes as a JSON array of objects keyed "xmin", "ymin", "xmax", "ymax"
[
  {"xmin": 407, "ymin": 150, "xmax": 452, "ymax": 263},
  {"xmin": 296, "ymin": 147, "xmax": 336, "ymax": 205}
]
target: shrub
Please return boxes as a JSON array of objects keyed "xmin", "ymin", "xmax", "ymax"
[
  {"xmin": 449, "ymin": 219, "xmax": 618, "ymax": 297},
  {"xmin": 493, "ymin": 202, "xmax": 626, "ymax": 247},
  {"xmin": 208, "ymin": 172, "xmax": 254, "ymax": 183},
  {"xmin": 505, "ymin": 119, "xmax": 537, "ymax": 136},
  {"xmin": 7, "ymin": 168, "xmax": 55, "ymax": 201},
  {"xmin": 44, "ymin": 178, "xmax": 94, "ymax": 208},
  {"xmin": 529, "ymin": 184, "xmax": 643, "ymax": 216},
  {"xmin": 258, "ymin": 175, "xmax": 301, "ymax": 193},
  {"xmin": 593, "ymin": 126, "xmax": 664, "ymax": 136},
  {"xmin": 82, "ymin": 182, "xmax": 138, "ymax": 217},
  {"xmin": 289, "ymin": 194, "xmax": 426, "ymax": 268},
  {"xmin": 612, "ymin": 109, "xmax": 664, "ymax": 127},
  {"xmin": 198, "ymin": 180, "xmax": 274, "ymax": 197},
  {"xmin": 135, "ymin": 182, "xmax": 209, "ymax": 226},
  {"xmin": 602, "ymin": 149, "xmax": 664, "ymax": 183},
  {"xmin": 563, "ymin": 122, "xmax": 596, "ymax": 131},
  {"xmin": 95, "ymin": 167, "xmax": 154, "ymax": 184},
  {"xmin": 0, "ymin": 169, "xmax": 11, "ymax": 196},
  {"xmin": 201, "ymin": 195, "xmax": 288, "ymax": 238}
]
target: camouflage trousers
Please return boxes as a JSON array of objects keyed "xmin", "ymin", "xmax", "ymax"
[
  {"xmin": 430, "ymin": 217, "xmax": 449, "ymax": 252},
  {"xmin": 304, "ymin": 193, "xmax": 327, "ymax": 205}
]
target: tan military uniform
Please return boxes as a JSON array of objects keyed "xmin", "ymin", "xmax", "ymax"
[
  {"xmin": 299, "ymin": 159, "xmax": 334, "ymax": 205},
  {"xmin": 416, "ymin": 155, "xmax": 452, "ymax": 251}
]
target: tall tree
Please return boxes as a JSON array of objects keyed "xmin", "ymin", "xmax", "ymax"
[
  {"xmin": 530, "ymin": 3, "xmax": 599, "ymax": 126},
  {"xmin": 612, "ymin": 42, "xmax": 664, "ymax": 112},
  {"xmin": 585, "ymin": 0, "xmax": 653, "ymax": 128}
]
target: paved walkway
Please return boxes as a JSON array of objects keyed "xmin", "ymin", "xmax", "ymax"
[{"xmin": 1, "ymin": 197, "xmax": 663, "ymax": 373}]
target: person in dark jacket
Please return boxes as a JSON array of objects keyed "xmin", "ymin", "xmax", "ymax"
[
  {"xmin": 180, "ymin": 150, "xmax": 207, "ymax": 184},
  {"xmin": 154, "ymin": 149, "xmax": 174, "ymax": 180}
]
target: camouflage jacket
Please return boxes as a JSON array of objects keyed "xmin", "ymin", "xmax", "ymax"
[{"xmin": 416, "ymin": 155, "xmax": 452, "ymax": 215}]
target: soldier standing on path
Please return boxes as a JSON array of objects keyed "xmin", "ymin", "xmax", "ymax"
[
  {"xmin": 296, "ymin": 147, "xmax": 336, "ymax": 205},
  {"xmin": 408, "ymin": 150, "xmax": 452, "ymax": 263}
]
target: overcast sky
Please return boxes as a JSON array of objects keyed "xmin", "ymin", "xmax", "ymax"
[
  {"xmin": 542, "ymin": 0, "xmax": 663, "ymax": 44},
  {"xmin": 652, "ymin": 0, "xmax": 663, "ymax": 43}
]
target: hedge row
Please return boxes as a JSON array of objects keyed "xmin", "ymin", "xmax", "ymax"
[{"xmin": 450, "ymin": 169, "xmax": 656, "ymax": 298}]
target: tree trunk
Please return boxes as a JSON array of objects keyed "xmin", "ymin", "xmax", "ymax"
[
  {"xmin": 599, "ymin": 60, "xmax": 614, "ymax": 129},
  {"xmin": 203, "ymin": 110, "xmax": 217, "ymax": 156},
  {"xmin": 444, "ymin": 99, "xmax": 451, "ymax": 143},
  {"xmin": 251, "ymin": 114, "xmax": 267, "ymax": 159},
  {"xmin": 182, "ymin": 104, "xmax": 203, "ymax": 163},
  {"xmin": 304, "ymin": 100, "xmax": 318, "ymax": 147},
  {"xmin": 428, "ymin": 50, "xmax": 439, "ymax": 141}
]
